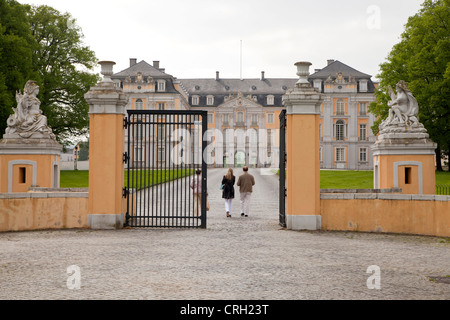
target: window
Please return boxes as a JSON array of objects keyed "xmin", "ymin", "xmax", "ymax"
[
  {"xmin": 158, "ymin": 103, "xmax": 165, "ymax": 111},
  {"xmin": 208, "ymin": 113, "xmax": 214, "ymax": 124},
  {"xmin": 336, "ymin": 99, "xmax": 345, "ymax": 115},
  {"xmin": 335, "ymin": 147, "xmax": 346, "ymax": 162},
  {"xmin": 135, "ymin": 99, "xmax": 143, "ymax": 110},
  {"xmin": 134, "ymin": 147, "xmax": 143, "ymax": 163},
  {"xmin": 207, "ymin": 95, "xmax": 214, "ymax": 105},
  {"xmin": 405, "ymin": 167, "xmax": 412, "ymax": 184},
  {"xmin": 359, "ymin": 124, "xmax": 367, "ymax": 141},
  {"xmin": 157, "ymin": 80, "xmax": 166, "ymax": 92},
  {"xmin": 237, "ymin": 112, "xmax": 244, "ymax": 123},
  {"xmin": 251, "ymin": 114, "xmax": 258, "ymax": 125},
  {"xmin": 192, "ymin": 96, "xmax": 199, "ymax": 105},
  {"xmin": 359, "ymin": 148, "xmax": 367, "ymax": 162},
  {"xmin": 267, "ymin": 95, "xmax": 274, "ymax": 105},
  {"xmin": 19, "ymin": 167, "xmax": 26, "ymax": 183},
  {"xmin": 157, "ymin": 147, "xmax": 165, "ymax": 162},
  {"xmin": 223, "ymin": 114, "xmax": 229, "ymax": 125},
  {"xmin": 360, "ymin": 80, "xmax": 368, "ymax": 92},
  {"xmin": 359, "ymin": 102, "xmax": 367, "ymax": 116},
  {"xmin": 267, "ymin": 113, "xmax": 274, "ymax": 124},
  {"xmin": 157, "ymin": 124, "xmax": 165, "ymax": 141},
  {"xmin": 335, "ymin": 120, "xmax": 345, "ymax": 141},
  {"xmin": 314, "ymin": 80, "xmax": 322, "ymax": 92}
]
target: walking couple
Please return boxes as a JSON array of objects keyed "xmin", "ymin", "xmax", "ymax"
[{"xmin": 221, "ymin": 166, "xmax": 255, "ymax": 218}]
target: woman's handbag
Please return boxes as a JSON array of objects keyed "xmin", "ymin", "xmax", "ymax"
[{"xmin": 220, "ymin": 184, "xmax": 224, "ymax": 190}]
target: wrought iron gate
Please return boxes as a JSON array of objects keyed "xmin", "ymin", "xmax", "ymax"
[
  {"xmin": 279, "ymin": 109, "xmax": 287, "ymax": 228},
  {"xmin": 123, "ymin": 110, "xmax": 208, "ymax": 228}
]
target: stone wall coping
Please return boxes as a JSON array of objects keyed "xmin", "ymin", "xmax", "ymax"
[
  {"xmin": 0, "ymin": 191, "xmax": 88, "ymax": 199},
  {"xmin": 320, "ymin": 193, "xmax": 450, "ymax": 201}
]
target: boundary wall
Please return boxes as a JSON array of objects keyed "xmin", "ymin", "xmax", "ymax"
[
  {"xmin": 0, "ymin": 189, "xmax": 88, "ymax": 232},
  {"xmin": 321, "ymin": 193, "xmax": 450, "ymax": 237}
]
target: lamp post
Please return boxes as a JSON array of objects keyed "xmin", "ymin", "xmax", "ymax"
[{"xmin": 74, "ymin": 145, "xmax": 78, "ymax": 171}]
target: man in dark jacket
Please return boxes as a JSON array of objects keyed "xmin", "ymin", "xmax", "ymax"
[{"xmin": 236, "ymin": 166, "xmax": 255, "ymax": 217}]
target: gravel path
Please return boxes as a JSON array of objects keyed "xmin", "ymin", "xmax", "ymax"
[{"xmin": 0, "ymin": 168, "xmax": 449, "ymax": 300}]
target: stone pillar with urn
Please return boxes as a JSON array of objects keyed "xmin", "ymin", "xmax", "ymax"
[
  {"xmin": 282, "ymin": 62, "xmax": 323, "ymax": 230},
  {"xmin": 84, "ymin": 61, "xmax": 128, "ymax": 229}
]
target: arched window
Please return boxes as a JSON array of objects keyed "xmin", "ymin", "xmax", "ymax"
[
  {"xmin": 335, "ymin": 120, "xmax": 345, "ymax": 141},
  {"xmin": 237, "ymin": 112, "xmax": 244, "ymax": 123},
  {"xmin": 135, "ymin": 99, "xmax": 143, "ymax": 110}
]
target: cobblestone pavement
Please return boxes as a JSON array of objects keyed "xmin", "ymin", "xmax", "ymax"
[{"xmin": 0, "ymin": 168, "xmax": 449, "ymax": 300}]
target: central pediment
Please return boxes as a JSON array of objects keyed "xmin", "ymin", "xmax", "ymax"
[{"xmin": 217, "ymin": 92, "xmax": 263, "ymax": 110}]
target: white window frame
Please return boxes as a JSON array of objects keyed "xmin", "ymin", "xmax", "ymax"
[
  {"xmin": 335, "ymin": 147, "xmax": 346, "ymax": 162},
  {"xmin": 207, "ymin": 113, "xmax": 214, "ymax": 124},
  {"xmin": 157, "ymin": 80, "xmax": 166, "ymax": 92},
  {"xmin": 359, "ymin": 147, "xmax": 368, "ymax": 162},
  {"xmin": 135, "ymin": 99, "xmax": 143, "ymax": 110},
  {"xmin": 336, "ymin": 99, "xmax": 345, "ymax": 115},
  {"xmin": 359, "ymin": 124, "xmax": 367, "ymax": 141},
  {"xmin": 360, "ymin": 80, "xmax": 368, "ymax": 92},
  {"xmin": 359, "ymin": 102, "xmax": 367, "ymax": 116},
  {"xmin": 335, "ymin": 120, "xmax": 346, "ymax": 141},
  {"xmin": 207, "ymin": 95, "xmax": 214, "ymax": 105},
  {"xmin": 267, "ymin": 95, "xmax": 274, "ymax": 105},
  {"xmin": 267, "ymin": 113, "xmax": 274, "ymax": 124},
  {"xmin": 192, "ymin": 95, "xmax": 199, "ymax": 105}
]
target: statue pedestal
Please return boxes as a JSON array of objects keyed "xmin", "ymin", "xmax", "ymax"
[
  {"xmin": 372, "ymin": 127, "xmax": 436, "ymax": 195},
  {"xmin": 0, "ymin": 137, "xmax": 62, "ymax": 193}
]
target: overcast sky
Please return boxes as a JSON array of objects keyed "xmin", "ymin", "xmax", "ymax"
[{"xmin": 19, "ymin": 0, "xmax": 425, "ymax": 81}]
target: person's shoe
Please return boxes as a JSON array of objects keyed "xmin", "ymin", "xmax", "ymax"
[
  {"xmin": 241, "ymin": 213, "xmax": 245, "ymax": 217},
  {"xmin": 244, "ymin": 214, "xmax": 248, "ymax": 217},
  {"xmin": 227, "ymin": 212, "xmax": 231, "ymax": 218}
]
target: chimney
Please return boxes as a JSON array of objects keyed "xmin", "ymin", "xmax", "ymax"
[
  {"xmin": 327, "ymin": 59, "xmax": 335, "ymax": 66},
  {"xmin": 130, "ymin": 58, "xmax": 137, "ymax": 67},
  {"xmin": 216, "ymin": 71, "xmax": 220, "ymax": 81},
  {"xmin": 261, "ymin": 71, "xmax": 265, "ymax": 80},
  {"xmin": 153, "ymin": 61, "xmax": 160, "ymax": 69}
]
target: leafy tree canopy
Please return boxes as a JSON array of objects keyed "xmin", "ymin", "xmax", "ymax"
[
  {"xmin": 369, "ymin": 0, "xmax": 450, "ymax": 170},
  {"xmin": 0, "ymin": 0, "xmax": 100, "ymax": 145}
]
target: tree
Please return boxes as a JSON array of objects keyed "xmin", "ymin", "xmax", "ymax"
[
  {"xmin": 0, "ymin": 0, "xmax": 37, "ymax": 136},
  {"xmin": 369, "ymin": 0, "xmax": 450, "ymax": 171},
  {"xmin": 27, "ymin": 5, "xmax": 100, "ymax": 145}
]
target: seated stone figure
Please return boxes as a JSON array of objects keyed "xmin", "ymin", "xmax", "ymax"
[
  {"xmin": 5, "ymin": 80, "xmax": 56, "ymax": 140},
  {"xmin": 379, "ymin": 80, "xmax": 426, "ymax": 135}
]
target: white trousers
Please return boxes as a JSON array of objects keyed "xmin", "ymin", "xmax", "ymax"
[
  {"xmin": 224, "ymin": 199, "xmax": 233, "ymax": 214},
  {"xmin": 240, "ymin": 192, "xmax": 252, "ymax": 215}
]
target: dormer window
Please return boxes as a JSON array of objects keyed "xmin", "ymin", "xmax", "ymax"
[
  {"xmin": 314, "ymin": 80, "xmax": 322, "ymax": 92},
  {"xmin": 157, "ymin": 80, "xmax": 166, "ymax": 92},
  {"xmin": 192, "ymin": 95, "xmax": 199, "ymax": 106},
  {"xmin": 359, "ymin": 80, "xmax": 368, "ymax": 92},
  {"xmin": 207, "ymin": 95, "xmax": 214, "ymax": 106},
  {"xmin": 267, "ymin": 95, "xmax": 274, "ymax": 105}
]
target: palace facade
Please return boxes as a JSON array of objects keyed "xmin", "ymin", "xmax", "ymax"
[{"xmin": 111, "ymin": 58, "xmax": 377, "ymax": 170}]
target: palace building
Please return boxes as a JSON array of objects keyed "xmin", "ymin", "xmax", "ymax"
[{"xmin": 111, "ymin": 58, "xmax": 377, "ymax": 170}]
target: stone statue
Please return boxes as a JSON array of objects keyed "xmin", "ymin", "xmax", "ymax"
[
  {"xmin": 5, "ymin": 80, "xmax": 56, "ymax": 140},
  {"xmin": 379, "ymin": 80, "xmax": 425, "ymax": 134}
]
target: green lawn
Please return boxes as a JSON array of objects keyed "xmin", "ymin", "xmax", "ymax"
[
  {"xmin": 60, "ymin": 169, "xmax": 194, "ymax": 190},
  {"xmin": 61, "ymin": 169, "xmax": 450, "ymax": 192}
]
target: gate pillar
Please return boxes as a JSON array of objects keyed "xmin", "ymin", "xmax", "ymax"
[
  {"xmin": 282, "ymin": 62, "xmax": 323, "ymax": 230},
  {"xmin": 84, "ymin": 61, "xmax": 128, "ymax": 229}
]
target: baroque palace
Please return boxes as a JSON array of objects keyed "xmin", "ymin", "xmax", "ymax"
[{"xmin": 111, "ymin": 58, "xmax": 377, "ymax": 170}]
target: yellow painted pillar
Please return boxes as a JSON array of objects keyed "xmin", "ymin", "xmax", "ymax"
[
  {"xmin": 84, "ymin": 61, "xmax": 128, "ymax": 229},
  {"xmin": 282, "ymin": 62, "xmax": 323, "ymax": 230}
]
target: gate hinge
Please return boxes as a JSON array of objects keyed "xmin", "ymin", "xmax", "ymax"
[
  {"xmin": 123, "ymin": 152, "xmax": 129, "ymax": 164},
  {"xmin": 123, "ymin": 117, "xmax": 128, "ymax": 129},
  {"xmin": 285, "ymin": 188, "xmax": 287, "ymax": 197},
  {"xmin": 122, "ymin": 187, "xmax": 129, "ymax": 198},
  {"xmin": 284, "ymin": 152, "xmax": 287, "ymax": 163}
]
